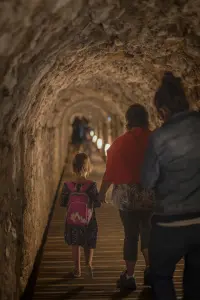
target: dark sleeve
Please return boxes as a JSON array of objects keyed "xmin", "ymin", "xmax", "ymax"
[
  {"xmin": 60, "ymin": 183, "xmax": 70, "ymax": 207},
  {"xmin": 141, "ymin": 135, "xmax": 160, "ymax": 189},
  {"xmin": 88, "ymin": 182, "xmax": 101, "ymax": 208}
]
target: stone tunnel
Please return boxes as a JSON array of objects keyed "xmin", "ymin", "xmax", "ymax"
[{"xmin": 0, "ymin": 1, "xmax": 200, "ymax": 299}]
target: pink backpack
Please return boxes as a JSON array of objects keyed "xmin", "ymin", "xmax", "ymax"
[{"xmin": 65, "ymin": 181, "xmax": 93, "ymax": 226}]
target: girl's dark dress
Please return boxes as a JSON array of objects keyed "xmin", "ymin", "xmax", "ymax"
[{"xmin": 60, "ymin": 181, "xmax": 100, "ymax": 249}]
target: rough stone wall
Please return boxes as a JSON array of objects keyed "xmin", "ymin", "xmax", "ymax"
[
  {"xmin": 0, "ymin": 1, "xmax": 200, "ymax": 300},
  {"xmin": 21, "ymin": 127, "xmax": 56, "ymax": 291},
  {"xmin": 0, "ymin": 141, "xmax": 20, "ymax": 300},
  {"xmin": 0, "ymin": 125, "xmax": 68, "ymax": 300}
]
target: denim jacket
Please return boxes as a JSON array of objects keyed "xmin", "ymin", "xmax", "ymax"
[{"xmin": 141, "ymin": 111, "xmax": 200, "ymax": 216}]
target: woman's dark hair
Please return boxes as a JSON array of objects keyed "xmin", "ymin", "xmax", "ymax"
[
  {"xmin": 72, "ymin": 152, "xmax": 91, "ymax": 176},
  {"xmin": 125, "ymin": 104, "xmax": 149, "ymax": 129},
  {"xmin": 154, "ymin": 72, "xmax": 189, "ymax": 114}
]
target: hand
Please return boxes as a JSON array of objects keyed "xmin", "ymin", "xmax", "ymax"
[{"xmin": 98, "ymin": 193, "xmax": 107, "ymax": 204}]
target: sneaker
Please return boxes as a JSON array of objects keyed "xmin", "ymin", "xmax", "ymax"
[
  {"xmin": 116, "ymin": 270, "xmax": 127, "ymax": 288},
  {"xmin": 116, "ymin": 271, "xmax": 125, "ymax": 288},
  {"xmin": 69, "ymin": 269, "xmax": 81, "ymax": 278},
  {"xmin": 144, "ymin": 267, "xmax": 151, "ymax": 286},
  {"xmin": 116, "ymin": 271, "xmax": 137, "ymax": 290},
  {"xmin": 86, "ymin": 265, "xmax": 93, "ymax": 279}
]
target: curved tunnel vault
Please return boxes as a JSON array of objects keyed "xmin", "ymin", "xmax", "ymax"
[{"xmin": 0, "ymin": 1, "xmax": 200, "ymax": 299}]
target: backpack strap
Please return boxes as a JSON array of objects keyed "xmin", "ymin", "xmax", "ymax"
[
  {"xmin": 80, "ymin": 180, "xmax": 93, "ymax": 192},
  {"xmin": 65, "ymin": 182, "xmax": 76, "ymax": 192},
  {"xmin": 65, "ymin": 181, "xmax": 93, "ymax": 193}
]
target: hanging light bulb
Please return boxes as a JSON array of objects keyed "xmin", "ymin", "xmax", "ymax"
[
  {"xmin": 90, "ymin": 130, "xmax": 94, "ymax": 137},
  {"xmin": 104, "ymin": 143, "xmax": 110, "ymax": 155},
  {"xmin": 97, "ymin": 138, "xmax": 103, "ymax": 149},
  {"xmin": 92, "ymin": 135, "xmax": 97, "ymax": 143}
]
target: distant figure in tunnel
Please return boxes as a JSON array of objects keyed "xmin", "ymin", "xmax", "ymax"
[
  {"xmin": 82, "ymin": 117, "xmax": 93, "ymax": 158},
  {"xmin": 99, "ymin": 104, "xmax": 153, "ymax": 291},
  {"xmin": 71, "ymin": 116, "xmax": 84, "ymax": 153},
  {"xmin": 60, "ymin": 153, "xmax": 101, "ymax": 278},
  {"xmin": 142, "ymin": 72, "xmax": 200, "ymax": 300}
]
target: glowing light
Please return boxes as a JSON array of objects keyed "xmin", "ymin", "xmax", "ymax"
[
  {"xmin": 108, "ymin": 116, "xmax": 111, "ymax": 122},
  {"xmin": 92, "ymin": 135, "xmax": 97, "ymax": 143},
  {"xmin": 104, "ymin": 143, "xmax": 110, "ymax": 155},
  {"xmin": 97, "ymin": 138, "xmax": 103, "ymax": 149},
  {"xmin": 90, "ymin": 130, "xmax": 94, "ymax": 137}
]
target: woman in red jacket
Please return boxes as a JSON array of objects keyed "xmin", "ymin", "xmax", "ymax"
[{"xmin": 99, "ymin": 104, "xmax": 153, "ymax": 291}]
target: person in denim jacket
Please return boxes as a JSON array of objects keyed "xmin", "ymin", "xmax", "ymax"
[{"xmin": 142, "ymin": 72, "xmax": 200, "ymax": 300}]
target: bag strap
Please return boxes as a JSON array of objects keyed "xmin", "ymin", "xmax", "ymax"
[
  {"xmin": 80, "ymin": 181, "xmax": 93, "ymax": 192},
  {"xmin": 65, "ymin": 182, "xmax": 76, "ymax": 192},
  {"xmin": 65, "ymin": 181, "xmax": 93, "ymax": 193}
]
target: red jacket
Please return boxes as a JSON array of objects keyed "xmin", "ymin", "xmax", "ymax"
[{"xmin": 104, "ymin": 128, "xmax": 151, "ymax": 184}]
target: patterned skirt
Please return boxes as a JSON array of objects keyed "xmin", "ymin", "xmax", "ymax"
[{"xmin": 64, "ymin": 213, "xmax": 98, "ymax": 248}]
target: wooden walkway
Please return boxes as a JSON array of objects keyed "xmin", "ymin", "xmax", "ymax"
[{"xmin": 32, "ymin": 150, "xmax": 183, "ymax": 300}]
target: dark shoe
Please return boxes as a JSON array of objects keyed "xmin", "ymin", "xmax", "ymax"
[
  {"xmin": 116, "ymin": 271, "xmax": 137, "ymax": 290},
  {"xmin": 144, "ymin": 267, "xmax": 151, "ymax": 286},
  {"xmin": 69, "ymin": 269, "xmax": 81, "ymax": 278},
  {"xmin": 116, "ymin": 271, "xmax": 125, "ymax": 288},
  {"xmin": 86, "ymin": 265, "xmax": 93, "ymax": 279}
]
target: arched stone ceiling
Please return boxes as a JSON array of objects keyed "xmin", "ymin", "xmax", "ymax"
[
  {"xmin": 64, "ymin": 99, "xmax": 109, "ymax": 119},
  {"xmin": 1, "ymin": 0, "xmax": 200, "ymax": 140},
  {"xmin": 52, "ymin": 99, "xmax": 109, "ymax": 127}
]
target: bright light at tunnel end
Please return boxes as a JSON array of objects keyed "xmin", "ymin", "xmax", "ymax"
[
  {"xmin": 97, "ymin": 138, "xmax": 103, "ymax": 149},
  {"xmin": 104, "ymin": 143, "xmax": 110, "ymax": 156}
]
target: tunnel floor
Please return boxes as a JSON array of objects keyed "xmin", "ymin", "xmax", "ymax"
[{"xmin": 32, "ymin": 148, "xmax": 183, "ymax": 300}]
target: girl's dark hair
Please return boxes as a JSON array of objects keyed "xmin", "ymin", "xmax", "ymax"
[
  {"xmin": 154, "ymin": 72, "xmax": 189, "ymax": 114},
  {"xmin": 125, "ymin": 104, "xmax": 149, "ymax": 130},
  {"xmin": 72, "ymin": 152, "xmax": 90, "ymax": 176}
]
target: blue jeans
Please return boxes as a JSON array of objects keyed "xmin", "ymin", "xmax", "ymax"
[{"xmin": 149, "ymin": 222, "xmax": 200, "ymax": 300}]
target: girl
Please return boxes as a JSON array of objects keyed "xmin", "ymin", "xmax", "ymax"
[{"xmin": 60, "ymin": 152, "xmax": 101, "ymax": 278}]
